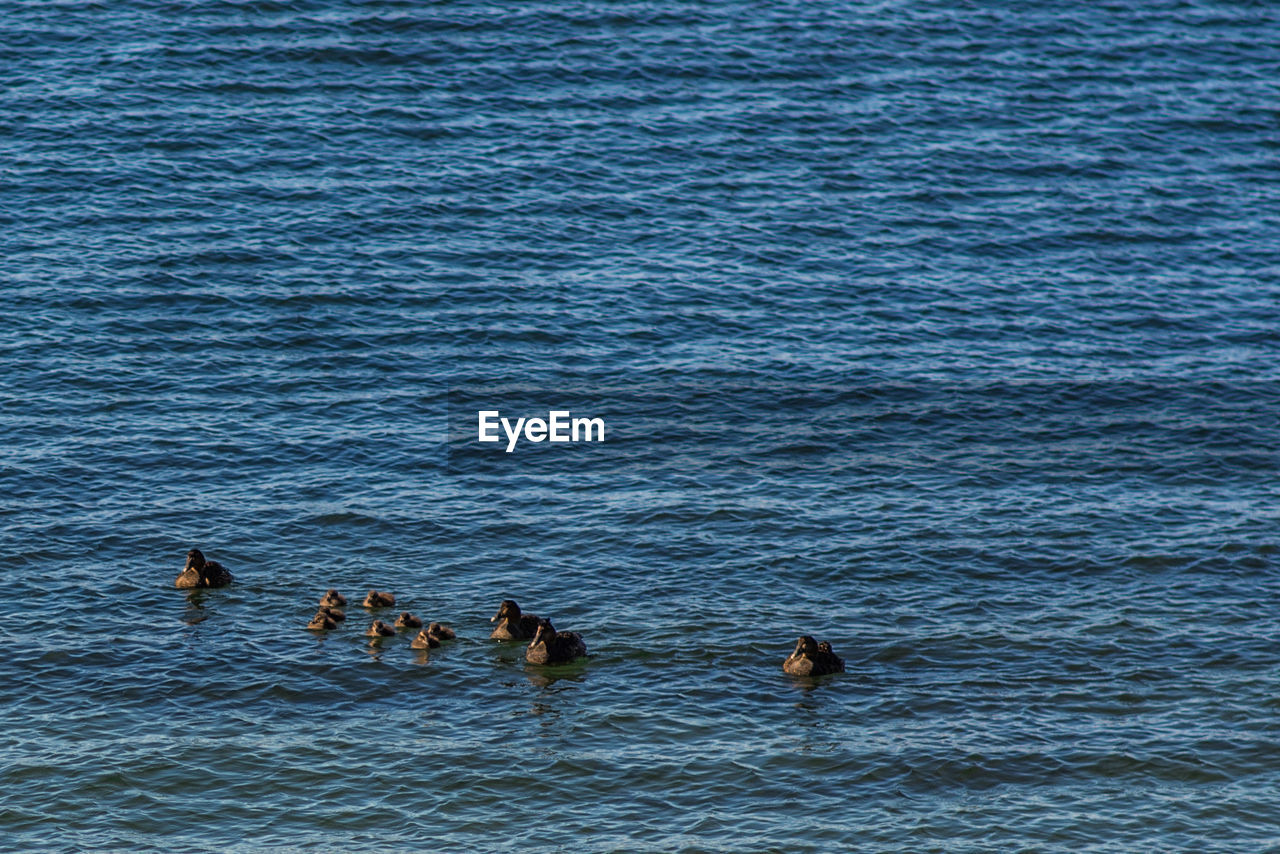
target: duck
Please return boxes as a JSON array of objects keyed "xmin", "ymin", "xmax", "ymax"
[
  {"xmin": 317, "ymin": 604, "xmax": 346, "ymax": 622},
  {"xmin": 307, "ymin": 611, "xmax": 338, "ymax": 631},
  {"xmin": 366, "ymin": 620, "xmax": 395, "ymax": 637},
  {"xmin": 363, "ymin": 590, "xmax": 395, "ymax": 608},
  {"xmin": 525, "ymin": 618, "xmax": 587, "ymax": 665},
  {"xmin": 411, "ymin": 629, "xmax": 440, "ymax": 649},
  {"xmin": 173, "ymin": 548, "xmax": 234, "ymax": 589},
  {"xmin": 320, "ymin": 589, "xmax": 347, "ymax": 608},
  {"xmin": 394, "ymin": 612, "xmax": 422, "ymax": 629},
  {"xmin": 426, "ymin": 621, "xmax": 455, "ymax": 642},
  {"xmin": 782, "ymin": 636, "xmax": 845, "ymax": 676},
  {"xmin": 490, "ymin": 599, "xmax": 540, "ymax": 640}
]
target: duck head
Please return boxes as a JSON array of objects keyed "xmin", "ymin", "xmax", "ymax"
[
  {"xmin": 792, "ymin": 635, "xmax": 818, "ymax": 658},
  {"xmin": 492, "ymin": 600, "xmax": 522, "ymax": 623},
  {"xmin": 532, "ymin": 618, "xmax": 556, "ymax": 644},
  {"xmin": 186, "ymin": 549, "xmax": 206, "ymax": 573}
]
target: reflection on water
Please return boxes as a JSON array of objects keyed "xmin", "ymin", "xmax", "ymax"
[{"xmin": 182, "ymin": 591, "xmax": 207, "ymax": 625}]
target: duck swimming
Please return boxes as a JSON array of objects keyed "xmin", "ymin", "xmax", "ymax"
[
  {"xmin": 307, "ymin": 612, "xmax": 338, "ymax": 631},
  {"xmin": 426, "ymin": 622, "xmax": 455, "ymax": 642},
  {"xmin": 411, "ymin": 629, "xmax": 439, "ymax": 649},
  {"xmin": 173, "ymin": 548, "xmax": 234, "ymax": 589},
  {"xmin": 363, "ymin": 590, "xmax": 395, "ymax": 608},
  {"xmin": 395, "ymin": 612, "xmax": 422, "ymax": 629},
  {"xmin": 490, "ymin": 599, "xmax": 540, "ymax": 640},
  {"xmin": 320, "ymin": 589, "xmax": 347, "ymax": 608},
  {"xmin": 411, "ymin": 621, "xmax": 455, "ymax": 649},
  {"xmin": 782, "ymin": 636, "xmax": 845, "ymax": 676},
  {"xmin": 525, "ymin": 618, "xmax": 587, "ymax": 665},
  {"xmin": 317, "ymin": 605, "xmax": 346, "ymax": 622},
  {"xmin": 366, "ymin": 620, "xmax": 395, "ymax": 637}
]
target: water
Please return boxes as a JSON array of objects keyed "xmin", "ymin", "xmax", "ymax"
[{"xmin": 3, "ymin": 0, "xmax": 1280, "ymax": 850}]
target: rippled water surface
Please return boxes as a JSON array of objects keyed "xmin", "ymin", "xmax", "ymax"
[{"xmin": 3, "ymin": 0, "xmax": 1280, "ymax": 850}]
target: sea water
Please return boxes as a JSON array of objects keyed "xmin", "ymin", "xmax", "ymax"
[{"xmin": 2, "ymin": 1, "xmax": 1279, "ymax": 850}]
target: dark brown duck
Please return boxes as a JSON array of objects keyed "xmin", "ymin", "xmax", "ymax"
[
  {"xmin": 490, "ymin": 599, "xmax": 540, "ymax": 640},
  {"xmin": 173, "ymin": 548, "xmax": 234, "ymax": 589},
  {"xmin": 525, "ymin": 618, "xmax": 587, "ymax": 665}
]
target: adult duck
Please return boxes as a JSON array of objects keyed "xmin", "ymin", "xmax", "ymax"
[
  {"xmin": 782, "ymin": 636, "xmax": 845, "ymax": 676},
  {"xmin": 173, "ymin": 549, "xmax": 234, "ymax": 589},
  {"xmin": 525, "ymin": 618, "xmax": 587, "ymax": 665},
  {"xmin": 490, "ymin": 599, "xmax": 540, "ymax": 640}
]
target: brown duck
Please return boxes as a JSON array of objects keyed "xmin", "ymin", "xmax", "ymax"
[
  {"xmin": 173, "ymin": 548, "xmax": 234, "ymax": 589},
  {"xmin": 525, "ymin": 618, "xmax": 587, "ymax": 665},
  {"xmin": 366, "ymin": 620, "xmax": 395, "ymax": 637},
  {"xmin": 782, "ymin": 636, "xmax": 845, "ymax": 676},
  {"xmin": 490, "ymin": 599, "xmax": 540, "ymax": 640},
  {"xmin": 410, "ymin": 622, "xmax": 456, "ymax": 649},
  {"xmin": 394, "ymin": 612, "xmax": 422, "ymax": 629},
  {"xmin": 362, "ymin": 590, "xmax": 395, "ymax": 608},
  {"xmin": 316, "ymin": 604, "xmax": 345, "ymax": 622},
  {"xmin": 307, "ymin": 611, "xmax": 338, "ymax": 631},
  {"xmin": 320, "ymin": 589, "xmax": 347, "ymax": 608}
]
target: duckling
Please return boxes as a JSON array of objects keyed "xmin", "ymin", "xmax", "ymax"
[
  {"xmin": 783, "ymin": 636, "xmax": 844, "ymax": 676},
  {"xmin": 363, "ymin": 590, "xmax": 395, "ymax": 608},
  {"xmin": 411, "ymin": 629, "xmax": 440, "ymax": 649},
  {"xmin": 307, "ymin": 612, "xmax": 338, "ymax": 631},
  {"xmin": 173, "ymin": 548, "xmax": 234, "ymax": 589},
  {"xmin": 320, "ymin": 589, "xmax": 347, "ymax": 608},
  {"xmin": 490, "ymin": 599, "xmax": 540, "ymax": 640},
  {"xmin": 317, "ymin": 604, "xmax": 346, "ymax": 622},
  {"xmin": 426, "ymin": 621, "xmax": 455, "ymax": 642},
  {"xmin": 395, "ymin": 612, "xmax": 423, "ymax": 629},
  {"xmin": 366, "ymin": 620, "xmax": 395, "ymax": 637},
  {"xmin": 525, "ymin": 618, "xmax": 587, "ymax": 665}
]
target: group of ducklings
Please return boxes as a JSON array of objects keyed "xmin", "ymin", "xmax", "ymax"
[
  {"xmin": 309, "ymin": 588, "xmax": 459, "ymax": 651},
  {"xmin": 177, "ymin": 550, "xmax": 844, "ymax": 674}
]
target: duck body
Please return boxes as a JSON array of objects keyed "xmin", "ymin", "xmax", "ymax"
[
  {"xmin": 363, "ymin": 590, "xmax": 395, "ymax": 608},
  {"xmin": 411, "ymin": 629, "xmax": 439, "ymax": 649},
  {"xmin": 307, "ymin": 612, "xmax": 338, "ymax": 631},
  {"xmin": 525, "ymin": 618, "xmax": 587, "ymax": 665},
  {"xmin": 426, "ymin": 622, "xmax": 455, "ymax": 641},
  {"xmin": 174, "ymin": 549, "xmax": 234, "ymax": 589},
  {"xmin": 320, "ymin": 589, "xmax": 347, "ymax": 608},
  {"xmin": 367, "ymin": 620, "xmax": 395, "ymax": 637},
  {"xmin": 782, "ymin": 636, "xmax": 845, "ymax": 676},
  {"xmin": 317, "ymin": 605, "xmax": 346, "ymax": 622},
  {"xmin": 490, "ymin": 599, "xmax": 540, "ymax": 640},
  {"xmin": 395, "ymin": 612, "xmax": 422, "ymax": 629},
  {"xmin": 411, "ymin": 622, "xmax": 455, "ymax": 649}
]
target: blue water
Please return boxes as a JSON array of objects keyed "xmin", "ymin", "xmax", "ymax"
[{"xmin": 3, "ymin": 0, "xmax": 1280, "ymax": 850}]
